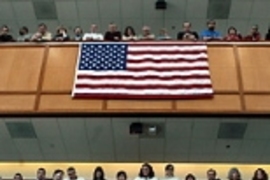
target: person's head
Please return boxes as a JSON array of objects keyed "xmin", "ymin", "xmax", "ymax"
[
  {"xmin": 116, "ymin": 171, "xmax": 127, "ymax": 180},
  {"xmin": 14, "ymin": 173, "xmax": 23, "ymax": 180},
  {"xmin": 139, "ymin": 163, "xmax": 155, "ymax": 178},
  {"xmin": 251, "ymin": 25, "xmax": 259, "ymax": 34},
  {"xmin": 207, "ymin": 20, "xmax": 216, "ymax": 31},
  {"xmin": 227, "ymin": 26, "xmax": 237, "ymax": 35},
  {"xmin": 37, "ymin": 168, "xmax": 46, "ymax": 180},
  {"xmin": 183, "ymin": 22, "xmax": 192, "ymax": 31},
  {"xmin": 159, "ymin": 28, "xmax": 167, "ymax": 36},
  {"xmin": 53, "ymin": 170, "xmax": 64, "ymax": 180},
  {"xmin": 56, "ymin": 26, "xmax": 67, "ymax": 34},
  {"xmin": 207, "ymin": 169, "xmax": 217, "ymax": 180},
  {"xmin": 228, "ymin": 168, "xmax": 241, "ymax": 180},
  {"xmin": 124, "ymin": 26, "xmax": 136, "ymax": 36},
  {"xmin": 165, "ymin": 164, "xmax": 174, "ymax": 177},
  {"xmin": 253, "ymin": 168, "xmax": 268, "ymax": 180},
  {"xmin": 74, "ymin": 27, "xmax": 83, "ymax": 36},
  {"xmin": 93, "ymin": 166, "xmax": 105, "ymax": 180},
  {"xmin": 1, "ymin": 25, "xmax": 9, "ymax": 34},
  {"xmin": 90, "ymin": 24, "xmax": 98, "ymax": 33},
  {"xmin": 38, "ymin": 23, "xmax": 47, "ymax": 34},
  {"xmin": 19, "ymin": 26, "xmax": 29, "ymax": 36},
  {"xmin": 67, "ymin": 167, "xmax": 77, "ymax": 180},
  {"xmin": 109, "ymin": 23, "xmax": 117, "ymax": 32},
  {"xmin": 142, "ymin": 26, "xmax": 151, "ymax": 36},
  {"xmin": 185, "ymin": 174, "xmax": 196, "ymax": 180}
]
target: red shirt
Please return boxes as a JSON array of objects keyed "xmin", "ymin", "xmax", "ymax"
[
  {"xmin": 244, "ymin": 33, "xmax": 261, "ymax": 41},
  {"xmin": 224, "ymin": 34, "xmax": 242, "ymax": 41}
]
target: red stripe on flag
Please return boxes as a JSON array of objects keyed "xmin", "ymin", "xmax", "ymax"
[
  {"xmin": 127, "ymin": 59, "xmax": 208, "ymax": 64},
  {"xmin": 127, "ymin": 51, "xmax": 207, "ymax": 55},
  {"xmin": 126, "ymin": 67, "xmax": 209, "ymax": 71},
  {"xmin": 77, "ymin": 75, "xmax": 211, "ymax": 80}
]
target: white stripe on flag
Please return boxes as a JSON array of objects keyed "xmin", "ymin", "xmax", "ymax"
[
  {"xmin": 126, "ymin": 53, "xmax": 208, "ymax": 60},
  {"xmin": 128, "ymin": 45, "xmax": 207, "ymax": 52},
  {"xmin": 127, "ymin": 61, "xmax": 209, "ymax": 68}
]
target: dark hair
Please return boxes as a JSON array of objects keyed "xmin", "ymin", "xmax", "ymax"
[
  {"xmin": 165, "ymin": 164, "xmax": 174, "ymax": 171},
  {"xmin": 186, "ymin": 174, "xmax": 196, "ymax": 180},
  {"xmin": 2, "ymin": 25, "xmax": 9, "ymax": 30},
  {"xmin": 227, "ymin": 26, "xmax": 237, "ymax": 34},
  {"xmin": 20, "ymin": 26, "xmax": 29, "ymax": 33},
  {"xmin": 38, "ymin": 23, "xmax": 47, "ymax": 28},
  {"xmin": 74, "ymin": 26, "xmax": 83, "ymax": 33},
  {"xmin": 124, "ymin": 26, "xmax": 136, "ymax": 36},
  {"xmin": 207, "ymin": 20, "xmax": 216, "ymax": 25},
  {"xmin": 67, "ymin": 167, "xmax": 75, "ymax": 172},
  {"xmin": 116, "ymin": 171, "xmax": 127, "ymax": 180},
  {"xmin": 207, "ymin": 169, "xmax": 217, "ymax": 176},
  {"xmin": 93, "ymin": 166, "xmax": 105, "ymax": 180},
  {"xmin": 57, "ymin": 26, "xmax": 67, "ymax": 34},
  {"xmin": 38, "ymin": 168, "xmax": 46, "ymax": 175},
  {"xmin": 228, "ymin": 168, "xmax": 241, "ymax": 180},
  {"xmin": 53, "ymin": 169, "xmax": 64, "ymax": 176},
  {"xmin": 252, "ymin": 168, "xmax": 268, "ymax": 180},
  {"xmin": 14, "ymin": 173, "xmax": 23, "ymax": 180},
  {"xmin": 139, "ymin": 163, "xmax": 155, "ymax": 178}
]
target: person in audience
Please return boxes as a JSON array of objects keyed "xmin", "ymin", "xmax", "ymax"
[
  {"xmin": 54, "ymin": 26, "xmax": 70, "ymax": 41},
  {"xmin": 244, "ymin": 25, "xmax": 261, "ymax": 41},
  {"xmin": 207, "ymin": 169, "xmax": 220, "ymax": 180},
  {"xmin": 93, "ymin": 166, "xmax": 106, "ymax": 180},
  {"xmin": 157, "ymin": 28, "xmax": 171, "ymax": 40},
  {"xmin": 201, "ymin": 20, "xmax": 222, "ymax": 41},
  {"xmin": 73, "ymin": 27, "xmax": 83, "ymax": 41},
  {"xmin": 0, "ymin": 25, "xmax": 14, "ymax": 42},
  {"xmin": 65, "ymin": 167, "xmax": 84, "ymax": 180},
  {"xmin": 177, "ymin": 22, "xmax": 199, "ymax": 41},
  {"xmin": 163, "ymin": 164, "xmax": 179, "ymax": 180},
  {"xmin": 138, "ymin": 26, "xmax": 155, "ymax": 40},
  {"xmin": 185, "ymin": 174, "xmax": 196, "ymax": 180},
  {"xmin": 224, "ymin": 26, "xmax": 242, "ymax": 41},
  {"xmin": 31, "ymin": 23, "xmax": 52, "ymax": 42},
  {"xmin": 104, "ymin": 23, "xmax": 122, "ymax": 41},
  {"xmin": 37, "ymin": 168, "xmax": 46, "ymax": 180},
  {"xmin": 83, "ymin": 24, "xmax": 103, "ymax": 41},
  {"xmin": 53, "ymin": 170, "xmax": 64, "ymax": 180},
  {"xmin": 122, "ymin": 26, "xmax": 137, "ymax": 41},
  {"xmin": 116, "ymin": 171, "xmax": 127, "ymax": 180},
  {"xmin": 228, "ymin": 168, "xmax": 242, "ymax": 180},
  {"xmin": 265, "ymin": 27, "xmax": 270, "ymax": 40},
  {"xmin": 252, "ymin": 168, "xmax": 268, "ymax": 180},
  {"xmin": 14, "ymin": 173, "xmax": 23, "ymax": 180},
  {"xmin": 134, "ymin": 163, "xmax": 158, "ymax": 180},
  {"xmin": 17, "ymin": 26, "xmax": 31, "ymax": 42}
]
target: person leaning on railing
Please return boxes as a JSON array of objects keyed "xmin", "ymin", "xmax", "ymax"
[
  {"xmin": 0, "ymin": 25, "xmax": 14, "ymax": 42},
  {"xmin": 31, "ymin": 23, "xmax": 52, "ymax": 42}
]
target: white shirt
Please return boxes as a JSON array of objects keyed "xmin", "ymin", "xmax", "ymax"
[
  {"xmin": 134, "ymin": 177, "xmax": 158, "ymax": 180},
  {"xmin": 83, "ymin": 33, "xmax": 104, "ymax": 41},
  {"xmin": 162, "ymin": 177, "xmax": 180, "ymax": 180},
  {"xmin": 64, "ymin": 177, "xmax": 85, "ymax": 180}
]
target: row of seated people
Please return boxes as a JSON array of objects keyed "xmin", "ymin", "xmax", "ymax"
[
  {"xmin": 8, "ymin": 164, "xmax": 269, "ymax": 180},
  {"xmin": 0, "ymin": 20, "xmax": 269, "ymax": 42}
]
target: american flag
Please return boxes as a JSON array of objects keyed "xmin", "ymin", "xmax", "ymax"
[{"xmin": 72, "ymin": 42, "xmax": 213, "ymax": 99}]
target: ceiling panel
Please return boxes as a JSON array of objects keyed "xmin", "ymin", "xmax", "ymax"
[
  {"xmin": 250, "ymin": 1, "xmax": 270, "ymax": 19},
  {"xmin": 31, "ymin": 118, "xmax": 61, "ymax": 138},
  {"xmin": 139, "ymin": 153, "xmax": 164, "ymax": 162},
  {"xmin": 12, "ymin": 1, "xmax": 36, "ymax": 20},
  {"xmin": 229, "ymin": 0, "xmax": 253, "ymax": 19},
  {"xmin": 43, "ymin": 153, "xmax": 67, "ymax": 161},
  {"xmin": 55, "ymin": 1, "xmax": 78, "ymax": 20},
  {"xmin": 116, "ymin": 153, "xmax": 139, "ymax": 162},
  {"xmin": 140, "ymin": 139, "xmax": 164, "ymax": 154},
  {"xmin": 13, "ymin": 139, "xmax": 42, "ymax": 154},
  {"xmin": 215, "ymin": 139, "xmax": 242, "ymax": 154},
  {"xmin": 99, "ymin": 0, "xmax": 120, "ymax": 19},
  {"xmin": 190, "ymin": 139, "xmax": 216, "ymax": 154},
  {"xmin": 142, "ymin": 0, "xmax": 164, "ymax": 19},
  {"xmin": 115, "ymin": 138, "xmax": 139, "ymax": 154},
  {"xmin": 164, "ymin": 0, "xmax": 187, "ymax": 19},
  {"xmin": 165, "ymin": 153, "xmax": 189, "ymax": 162},
  {"xmin": 39, "ymin": 138, "xmax": 66, "ymax": 154},
  {"xmin": 77, "ymin": 1, "xmax": 99, "ymax": 19},
  {"xmin": 120, "ymin": 0, "xmax": 142, "ymax": 19},
  {"xmin": 0, "ymin": 139, "xmax": 19, "ymax": 154},
  {"xmin": 189, "ymin": 153, "xmax": 216, "ymax": 162},
  {"xmin": 165, "ymin": 139, "xmax": 190, "ymax": 154},
  {"xmin": 245, "ymin": 119, "xmax": 270, "ymax": 139},
  {"xmin": 192, "ymin": 118, "xmax": 219, "ymax": 139},
  {"xmin": 240, "ymin": 140, "xmax": 266, "ymax": 155},
  {"xmin": 91, "ymin": 153, "xmax": 114, "ymax": 162},
  {"xmin": 0, "ymin": 119, "xmax": 11, "ymax": 139},
  {"xmin": 186, "ymin": 0, "xmax": 208, "ymax": 19},
  {"xmin": 0, "ymin": 1, "xmax": 16, "ymax": 20},
  {"xmin": 166, "ymin": 119, "xmax": 193, "ymax": 139}
]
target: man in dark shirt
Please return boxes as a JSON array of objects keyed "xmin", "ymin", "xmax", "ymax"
[
  {"xmin": 177, "ymin": 22, "xmax": 199, "ymax": 41},
  {"xmin": 245, "ymin": 25, "xmax": 261, "ymax": 41},
  {"xmin": 37, "ymin": 168, "xmax": 46, "ymax": 180},
  {"xmin": 104, "ymin": 23, "xmax": 121, "ymax": 41},
  {"xmin": 0, "ymin": 25, "xmax": 13, "ymax": 42}
]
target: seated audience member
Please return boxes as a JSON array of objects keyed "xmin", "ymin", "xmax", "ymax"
[
  {"xmin": 31, "ymin": 23, "xmax": 52, "ymax": 42},
  {"xmin": 116, "ymin": 171, "xmax": 127, "ymax": 180},
  {"xmin": 37, "ymin": 168, "xmax": 47, "ymax": 180},
  {"xmin": 0, "ymin": 25, "xmax": 14, "ymax": 42},
  {"xmin": 17, "ymin": 26, "xmax": 31, "ymax": 42},
  {"xmin": 93, "ymin": 166, "xmax": 106, "ymax": 180},
  {"xmin": 54, "ymin": 26, "xmax": 70, "ymax": 41},
  {"xmin": 73, "ymin": 27, "xmax": 83, "ymax": 41},
  {"xmin": 185, "ymin": 174, "xmax": 196, "ymax": 180},
  {"xmin": 163, "ymin": 164, "xmax": 179, "ymax": 180},
  {"xmin": 134, "ymin": 163, "xmax": 158, "ymax": 180},
  {"xmin": 224, "ymin": 26, "xmax": 242, "ymax": 41},
  {"xmin": 104, "ymin": 23, "xmax": 122, "ymax": 41},
  {"xmin": 65, "ymin": 167, "xmax": 84, "ymax": 180},
  {"xmin": 122, "ymin": 26, "xmax": 138, "ymax": 41},
  {"xmin": 53, "ymin": 170, "xmax": 64, "ymax": 180},
  {"xmin": 201, "ymin": 20, "xmax": 222, "ymax": 41},
  {"xmin": 265, "ymin": 27, "xmax": 270, "ymax": 40},
  {"xmin": 14, "ymin": 173, "xmax": 23, "ymax": 180},
  {"xmin": 157, "ymin": 28, "xmax": 171, "ymax": 40},
  {"xmin": 227, "ymin": 168, "xmax": 241, "ymax": 180},
  {"xmin": 207, "ymin": 169, "xmax": 220, "ymax": 180},
  {"xmin": 252, "ymin": 168, "xmax": 268, "ymax": 180},
  {"xmin": 244, "ymin": 25, "xmax": 261, "ymax": 41},
  {"xmin": 177, "ymin": 22, "xmax": 199, "ymax": 41},
  {"xmin": 138, "ymin": 26, "xmax": 155, "ymax": 40},
  {"xmin": 83, "ymin": 24, "xmax": 103, "ymax": 41}
]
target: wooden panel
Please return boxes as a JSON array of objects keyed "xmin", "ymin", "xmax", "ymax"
[
  {"xmin": 207, "ymin": 47, "xmax": 238, "ymax": 91},
  {"xmin": 176, "ymin": 95, "xmax": 241, "ymax": 111},
  {"xmin": 0, "ymin": 95, "xmax": 35, "ymax": 111},
  {"xmin": 107, "ymin": 100, "xmax": 173, "ymax": 110},
  {"xmin": 42, "ymin": 46, "xmax": 78, "ymax": 91},
  {"xmin": 39, "ymin": 95, "xmax": 103, "ymax": 111},
  {"xmin": 0, "ymin": 47, "xmax": 44, "ymax": 91},
  {"xmin": 245, "ymin": 95, "xmax": 270, "ymax": 112},
  {"xmin": 239, "ymin": 47, "xmax": 270, "ymax": 92}
]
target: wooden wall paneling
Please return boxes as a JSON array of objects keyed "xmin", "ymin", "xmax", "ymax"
[{"xmin": 0, "ymin": 95, "xmax": 36, "ymax": 112}]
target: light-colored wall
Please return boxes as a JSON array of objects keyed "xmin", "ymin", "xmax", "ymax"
[{"xmin": 0, "ymin": 163, "xmax": 267, "ymax": 180}]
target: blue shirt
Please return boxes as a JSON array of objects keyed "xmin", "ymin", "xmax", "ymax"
[{"xmin": 200, "ymin": 30, "xmax": 221, "ymax": 39}]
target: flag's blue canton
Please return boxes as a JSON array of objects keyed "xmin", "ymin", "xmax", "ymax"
[{"xmin": 79, "ymin": 44, "xmax": 128, "ymax": 71}]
